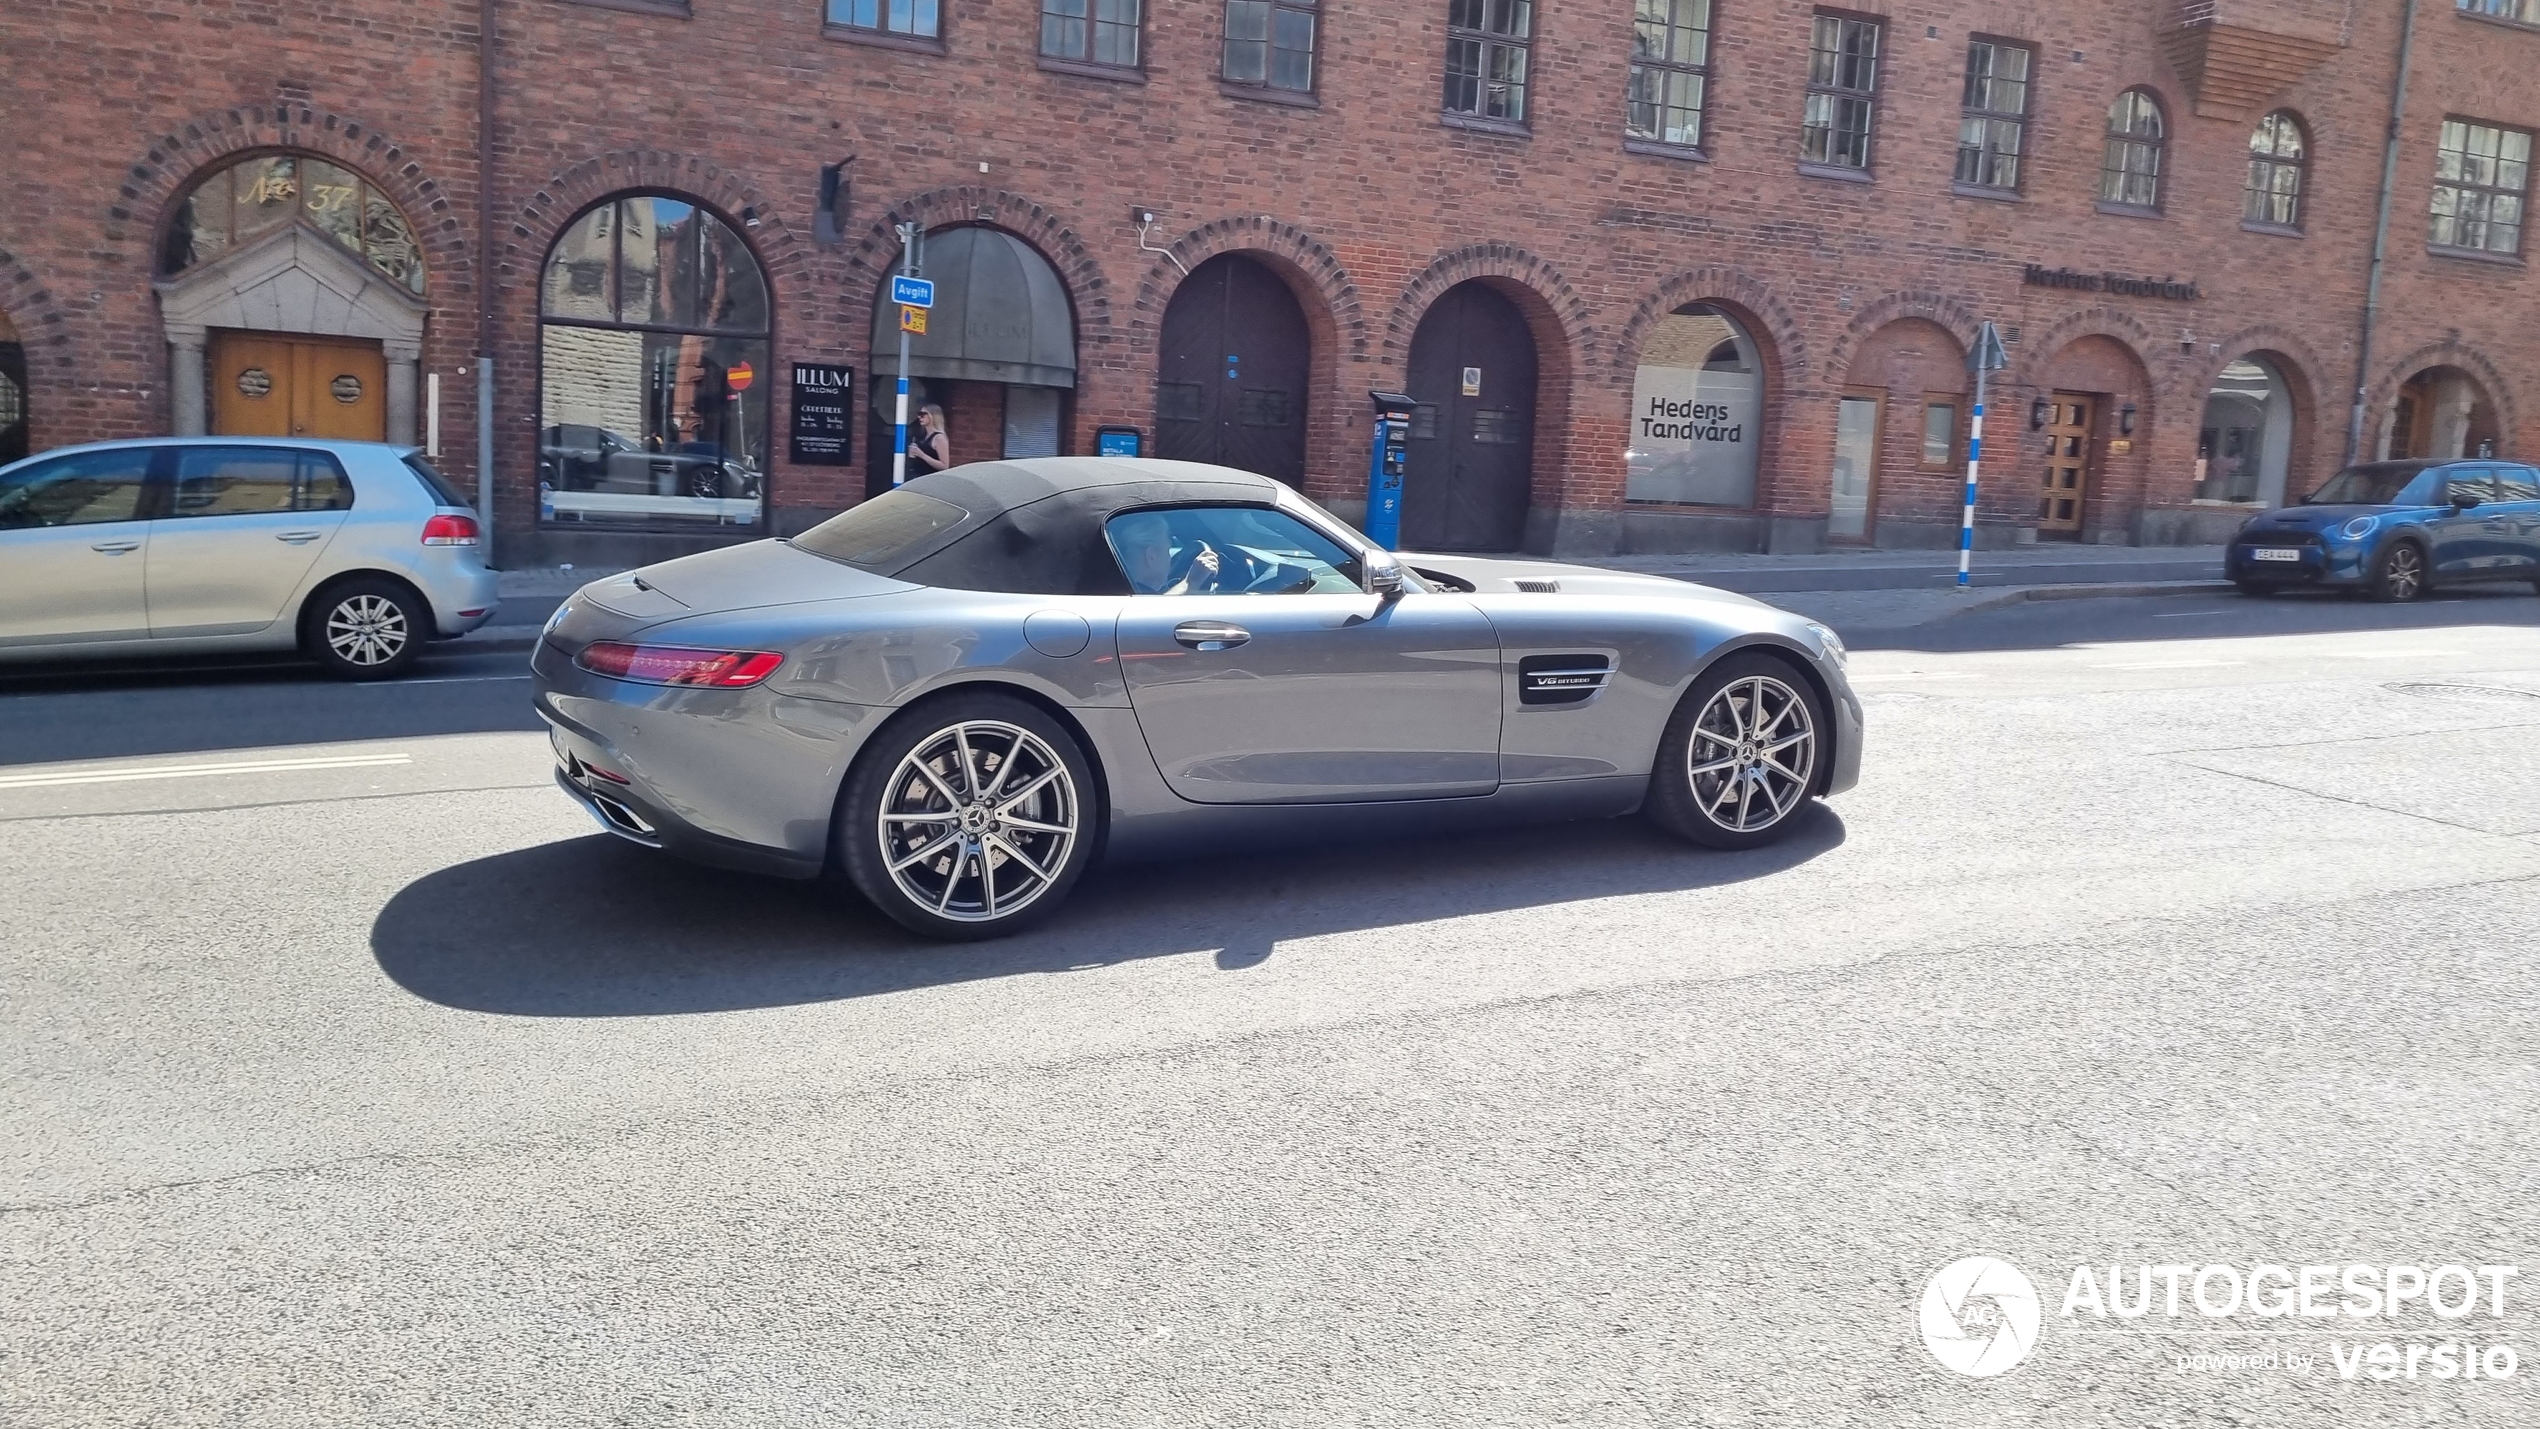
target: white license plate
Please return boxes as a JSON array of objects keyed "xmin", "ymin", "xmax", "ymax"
[{"xmin": 2252, "ymin": 548, "xmax": 2302, "ymax": 562}]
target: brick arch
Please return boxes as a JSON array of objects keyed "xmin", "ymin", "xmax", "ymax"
[
  {"xmin": 1130, "ymin": 215, "xmax": 1368, "ymax": 361},
  {"xmin": 1823, "ymin": 291, "xmax": 1982, "ymax": 384},
  {"xmin": 2009, "ymin": 307, "xmax": 2163, "ymax": 394},
  {"xmin": 506, "ymin": 148, "xmax": 812, "ymax": 306},
  {"xmin": 2364, "ymin": 336, "xmax": 2517, "ymax": 452},
  {"xmin": 2168, "ymin": 324, "xmax": 2331, "ymax": 409},
  {"xmin": 1382, "ymin": 243, "xmax": 1593, "ymax": 372},
  {"xmin": 1614, "ymin": 265, "xmax": 1811, "ymax": 391},
  {"xmin": 844, "ymin": 186, "xmax": 1113, "ymax": 352},
  {"xmin": 0, "ymin": 243, "xmax": 74, "ymax": 452},
  {"xmin": 109, "ymin": 101, "xmax": 468, "ymax": 296}
]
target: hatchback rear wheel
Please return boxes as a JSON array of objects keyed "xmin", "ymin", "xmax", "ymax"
[
  {"xmin": 304, "ymin": 578, "xmax": 427, "ymax": 679},
  {"xmin": 839, "ymin": 692, "xmax": 1098, "ymax": 940}
]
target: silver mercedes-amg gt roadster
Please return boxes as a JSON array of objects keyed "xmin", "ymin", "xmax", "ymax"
[{"xmin": 531, "ymin": 458, "xmax": 1861, "ymax": 939}]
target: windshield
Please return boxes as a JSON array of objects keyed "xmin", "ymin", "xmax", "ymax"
[
  {"xmin": 791, "ymin": 488, "xmax": 969, "ymax": 571},
  {"xmin": 2305, "ymin": 463, "xmax": 2431, "ymax": 506}
]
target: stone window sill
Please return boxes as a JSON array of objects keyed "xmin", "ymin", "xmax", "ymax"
[
  {"xmin": 2240, "ymin": 218, "xmax": 2303, "ymax": 238},
  {"xmin": 1624, "ymin": 138, "xmax": 1709, "ymax": 164},
  {"xmin": 822, "ymin": 24, "xmax": 947, "ymax": 55},
  {"xmin": 1038, "ymin": 55, "xmax": 1145, "ymax": 83},
  {"xmin": 1221, "ymin": 80, "xmax": 1319, "ymax": 108},
  {"xmin": 2427, "ymin": 243, "xmax": 2526, "ymax": 268},
  {"xmin": 2094, "ymin": 199, "xmax": 2162, "ymax": 220},
  {"xmin": 1950, "ymin": 180, "xmax": 2021, "ymax": 203},
  {"xmin": 1796, "ymin": 161, "xmax": 1873, "ymax": 184},
  {"xmin": 556, "ymin": 0, "xmax": 689, "ymax": 16},
  {"xmin": 1439, "ymin": 112, "xmax": 1530, "ymax": 139}
]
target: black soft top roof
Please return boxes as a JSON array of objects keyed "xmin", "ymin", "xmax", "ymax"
[{"xmin": 917, "ymin": 457, "xmax": 1282, "ymax": 514}]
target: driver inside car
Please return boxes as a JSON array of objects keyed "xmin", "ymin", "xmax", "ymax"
[{"xmin": 1112, "ymin": 511, "xmax": 1225, "ymax": 595}]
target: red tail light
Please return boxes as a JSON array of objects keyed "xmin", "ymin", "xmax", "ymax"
[
  {"xmin": 576, "ymin": 641, "xmax": 785, "ymax": 688},
  {"xmin": 421, "ymin": 513, "xmax": 481, "ymax": 546}
]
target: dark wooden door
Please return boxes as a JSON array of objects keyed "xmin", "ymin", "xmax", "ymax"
[
  {"xmin": 2037, "ymin": 393, "xmax": 2093, "ymax": 537},
  {"xmin": 1402, "ymin": 281, "xmax": 1535, "ymax": 551},
  {"xmin": 1155, "ymin": 255, "xmax": 1309, "ymax": 482}
]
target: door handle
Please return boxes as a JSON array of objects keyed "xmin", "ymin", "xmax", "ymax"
[
  {"xmin": 89, "ymin": 539, "xmax": 140, "ymax": 554},
  {"xmin": 277, "ymin": 531, "xmax": 324, "ymax": 544},
  {"xmin": 1173, "ymin": 620, "xmax": 1251, "ymax": 651}
]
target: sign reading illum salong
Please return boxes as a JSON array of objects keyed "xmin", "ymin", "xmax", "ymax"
[
  {"xmin": 789, "ymin": 362, "xmax": 855, "ymax": 466},
  {"xmin": 2021, "ymin": 264, "xmax": 2201, "ymax": 301}
]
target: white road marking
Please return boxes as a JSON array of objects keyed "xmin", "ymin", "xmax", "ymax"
[
  {"xmin": 0, "ymin": 753, "xmax": 411, "ymax": 790},
  {"xmin": 356, "ymin": 674, "xmax": 531, "ymax": 686},
  {"xmin": 1848, "ymin": 670, "xmax": 1978, "ymax": 682},
  {"xmin": 2328, "ymin": 649, "xmax": 2466, "ymax": 660},
  {"xmin": 2149, "ymin": 609, "xmax": 2235, "ymax": 619},
  {"xmin": 2091, "ymin": 659, "xmax": 2248, "ymax": 670}
]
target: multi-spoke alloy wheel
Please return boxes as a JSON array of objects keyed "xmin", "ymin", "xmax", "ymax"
[
  {"xmin": 304, "ymin": 579, "xmax": 427, "ymax": 679},
  {"xmin": 842, "ymin": 694, "xmax": 1098, "ymax": 940},
  {"xmin": 1648, "ymin": 654, "xmax": 1827, "ymax": 850},
  {"xmin": 2371, "ymin": 541, "xmax": 2426, "ymax": 603}
]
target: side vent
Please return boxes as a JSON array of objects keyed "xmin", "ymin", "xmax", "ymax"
[
  {"xmin": 1512, "ymin": 578, "xmax": 1561, "ymax": 593},
  {"xmin": 1519, "ymin": 654, "xmax": 1613, "ymax": 706}
]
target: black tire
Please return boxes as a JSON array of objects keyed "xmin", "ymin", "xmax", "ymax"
[
  {"xmin": 2369, "ymin": 540, "xmax": 2428, "ymax": 603},
  {"xmin": 301, "ymin": 576, "xmax": 428, "ymax": 680},
  {"xmin": 1646, "ymin": 652, "xmax": 1828, "ymax": 851},
  {"xmin": 838, "ymin": 690, "xmax": 1099, "ymax": 940}
]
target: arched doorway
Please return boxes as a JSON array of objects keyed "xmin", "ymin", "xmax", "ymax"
[
  {"xmin": 1833, "ymin": 318, "xmax": 1967, "ymax": 544},
  {"xmin": 1626, "ymin": 303, "xmax": 1765, "ymax": 509},
  {"xmin": 2194, "ymin": 356, "xmax": 2295, "ymax": 506},
  {"xmin": 2030, "ymin": 335, "xmax": 2150, "ymax": 540},
  {"xmin": 0, "ymin": 309, "xmax": 25, "ymax": 466},
  {"xmin": 1402, "ymin": 281, "xmax": 1535, "ymax": 551},
  {"xmin": 154, "ymin": 153, "xmax": 430, "ymax": 443},
  {"xmin": 867, "ymin": 226, "xmax": 1077, "ymax": 496},
  {"xmin": 2384, "ymin": 365, "xmax": 2499, "ymax": 460},
  {"xmin": 537, "ymin": 194, "xmax": 773, "ymax": 528},
  {"xmin": 1154, "ymin": 254, "xmax": 1310, "ymax": 482}
]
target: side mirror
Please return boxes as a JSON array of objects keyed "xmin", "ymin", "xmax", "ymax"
[
  {"xmin": 1367, "ymin": 555, "xmax": 1407, "ymax": 600},
  {"xmin": 2451, "ymin": 491, "xmax": 2484, "ymax": 510}
]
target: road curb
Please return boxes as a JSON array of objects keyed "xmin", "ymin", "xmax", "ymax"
[{"xmin": 1947, "ymin": 579, "xmax": 2234, "ymax": 620}]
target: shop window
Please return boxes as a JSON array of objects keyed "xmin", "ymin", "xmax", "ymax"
[
  {"xmin": 1444, "ymin": 0, "xmax": 1532, "ymax": 124},
  {"xmin": 159, "ymin": 154, "xmax": 424, "ymax": 294},
  {"xmin": 1627, "ymin": 0, "xmax": 1712, "ymax": 152},
  {"xmin": 2245, "ymin": 111, "xmax": 2308, "ymax": 228},
  {"xmin": 1224, "ymin": 0, "xmax": 1316, "ymax": 92},
  {"xmin": 1801, "ymin": 12, "xmax": 1881, "ymax": 172},
  {"xmin": 1626, "ymin": 303, "xmax": 1764, "ymax": 507},
  {"xmin": 1921, "ymin": 399, "xmax": 1959, "ymax": 468},
  {"xmin": 536, "ymin": 195, "xmax": 772, "ymax": 528},
  {"xmin": 2099, "ymin": 89, "xmax": 2167, "ymax": 210},
  {"xmin": 1954, "ymin": 38, "xmax": 2030, "ymax": 192},
  {"xmin": 2430, "ymin": 118, "xmax": 2530, "ymax": 256},
  {"xmin": 2459, "ymin": 0, "xmax": 2540, "ymax": 25},
  {"xmin": 1043, "ymin": 0, "xmax": 1140, "ymax": 68},
  {"xmin": 829, "ymin": 0, "xmax": 939, "ymax": 40}
]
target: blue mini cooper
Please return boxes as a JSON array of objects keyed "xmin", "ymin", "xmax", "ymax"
[{"xmin": 2226, "ymin": 459, "xmax": 2540, "ymax": 601}]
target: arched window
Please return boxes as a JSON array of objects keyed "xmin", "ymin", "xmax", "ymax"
[
  {"xmin": 2099, "ymin": 89, "xmax": 2166, "ymax": 210},
  {"xmin": 2245, "ymin": 111, "xmax": 2308, "ymax": 228},
  {"xmin": 1626, "ymin": 303, "xmax": 1764, "ymax": 507},
  {"xmin": 160, "ymin": 154, "xmax": 425, "ymax": 294},
  {"xmin": 537, "ymin": 194, "xmax": 772, "ymax": 528}
]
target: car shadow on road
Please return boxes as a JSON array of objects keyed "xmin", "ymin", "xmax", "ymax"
[{"xmin": 370, "ymin": 806, "xmax": 1846, "ymax": 1017}]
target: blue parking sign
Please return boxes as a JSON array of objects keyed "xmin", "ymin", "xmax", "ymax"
[{"xmin": 890, "ymin": 275, "xmax": 935, "ymax": 309}]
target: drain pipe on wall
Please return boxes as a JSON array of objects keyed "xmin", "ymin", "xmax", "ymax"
[
  {"xmin": 477, "ymin": 0, "xmax": 500, "ymax": 566},
  {"xmin": 2345, "ymin": 0, "xmax": 2419, "ymax": 466}
]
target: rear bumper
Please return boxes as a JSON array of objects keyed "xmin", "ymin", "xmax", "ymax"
[{"xmin": 417, "ymin": 558, "xmax": 502, "ymax": 637}]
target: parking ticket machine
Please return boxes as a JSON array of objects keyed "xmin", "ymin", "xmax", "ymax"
[{"xmin": 1364, "ymin": 390, "xmax": 1416, "ymax": 548}]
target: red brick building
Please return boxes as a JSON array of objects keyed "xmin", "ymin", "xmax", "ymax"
[{"xmin": 4, "ymin": 0, "xmax": 2536, "ymax": 566}]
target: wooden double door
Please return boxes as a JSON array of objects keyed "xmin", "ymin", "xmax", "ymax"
[
  {"xmin": 2038, "ymin": 393, "xmax": 2094, "ymax": 537},
  {"xmin": 1155, "ymin": 254, "xmax": 1310, "ymax": 483},
  {"xmin": 1402, "ymin": 281, "xmax": 1536, "ymax": 552},
  {"xmin": 210, "ymin": 332, "xmax": 386, "ymax": 442}
]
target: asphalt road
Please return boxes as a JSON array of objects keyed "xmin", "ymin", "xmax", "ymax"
[{"xmin": 5, "ymin": 592, "xmax": 2538, "ymax": 1426}]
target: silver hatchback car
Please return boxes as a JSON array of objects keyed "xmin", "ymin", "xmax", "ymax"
[{"xmin": 0, "ymin": 437, "xmax": 497, "ymax": 678}]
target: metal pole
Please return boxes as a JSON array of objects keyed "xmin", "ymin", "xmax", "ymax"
[
  {"xmin": 476, "ymin": 0, "xmax": 499, "ymax": 562},
  {"xmin": 892, "ymin": 223, "xmax": 916, "ymax": 487},
  {"xmin": 2347, "ymin": 0, "xmax": 2419, "ymax": 465},
  {"xmin": 1959, "ymin": 367, "xmax": 1986, "ymax": 587}
]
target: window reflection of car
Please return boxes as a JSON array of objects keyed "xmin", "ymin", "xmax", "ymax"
[{"xmin": 538, "ymin": 425, "xmax": 758, "ymax": 501}]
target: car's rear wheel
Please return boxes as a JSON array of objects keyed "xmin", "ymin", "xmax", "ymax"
[
  {"xmin": 2370, "ymin": 540, "xmax": 2428, "ymax": 602},
  {"xmin": 1646, "ymin": 653, "xmax": 1826, "ymax": 851},
  {"xmin": 303, "ymin": 577, "xmax": 427, "ymax": 680},
  {"xmin": 839, "ymin": 692, "xmax": 1097, "ymax": 940}
]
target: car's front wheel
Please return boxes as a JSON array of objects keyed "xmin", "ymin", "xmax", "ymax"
[
  {"xmin": 2370, "ymin": 540, "xmax": 2428, "ymax": 602},
  {"xmin": 1646, "ymin": 653, "xmax": 1827, "ymax": 851},
  {"xmin": 839, "ymin": 692, "xmax": 1098, "ymax": 940},
  {"xmin": 303, "ymin": 578, "xmax": 428, "ymax": 679}
]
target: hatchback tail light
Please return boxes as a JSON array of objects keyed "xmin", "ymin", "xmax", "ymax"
[
  {"xmin": 421, "ymin": 513, "xmax": 481, "ymax": 546},
  {"xmin": 576, "ymin": 641, "xmax": 785, "ymax": 688}
]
